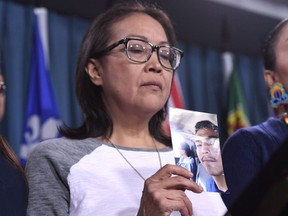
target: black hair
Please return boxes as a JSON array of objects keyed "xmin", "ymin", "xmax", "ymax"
[
  {"xmin": 195, "ymin": 120, "xmax": 219, "ymax": 136},
  {"xmin": 263, "ymin": 18, "xmax": 288, "ymax": 71}
]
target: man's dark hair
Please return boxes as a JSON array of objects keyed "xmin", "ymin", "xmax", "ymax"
[{"xmin": 195, "ymin": 120, "xmax": 219, "ymax": 136}]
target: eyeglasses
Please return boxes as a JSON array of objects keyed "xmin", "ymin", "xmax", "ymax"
[
  {"xmin": 0, "ymin": 81, "xmax": 5, "ymax": 95},
  {"xmin": 194, "ymin": 136, "xmax": 219, "ymax": 148},
  {"xmin": 94, "ymin": 38, "xmax": 184, "ymax": 70}
]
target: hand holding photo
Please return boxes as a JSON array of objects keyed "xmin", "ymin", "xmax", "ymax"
[{"xmin": 169, "ymin": 107, "xmax": 228, "ymax": 193}]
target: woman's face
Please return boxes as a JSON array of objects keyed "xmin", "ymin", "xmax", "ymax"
[
  {"xmin": 88, "ymin": 13, "xmax": 173, "ymax": 119},
  {"xmin": 0, "ymin": 74, "xmax": 5, "ymax": 121},
  {"xmin": 274, "ymin": 23, "xmax": 288, "ymax": 90}
]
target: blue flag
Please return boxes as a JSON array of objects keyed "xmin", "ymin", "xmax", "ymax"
[{"xmin": 20, "ymin": 12, "xmax": 61, "ymax": 166}]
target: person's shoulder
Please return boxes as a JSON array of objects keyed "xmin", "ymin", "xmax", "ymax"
[
  {"xmin": 261, "ymin": 116, "xmax": 288, "ymax": 132},
  {"xmin": 225, "ymin": 117, "xmax": 275, "ymax": 142},
  {"xmin": 26, "ymin": 137, "xmax": 104, "ymax": 173},
  {"xmin": 29, "ymin": 137, "xmax": 102, "ymax": 159},
  {"xmin": 221, "ymin": 124, "xmax": 263, "ymax": 154},
  {"xmin": 240, "ymin": 117, "xmax": 288, "ymax": 142},
  {"xmin": 31, "ymin": 137, "xmax": 72, "ymax": 152},
  {"xmin": 222, "ymin": 117, "xmax": 287, "ymax": 154},
  {"xmin": 239, "ymin": 117, "xmax": 287, "ymax": 133}
]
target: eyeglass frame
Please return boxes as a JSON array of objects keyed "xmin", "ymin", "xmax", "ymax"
[
  {"xmin": 0, "ymin": 81, "xmax": 6, "ymax": 95},
  {"xmin": 92, "ymin": 37, "xmax": 184, "ymax": 70},
  {"xmin": 193, "ymin": 136, "xmax": 219, "ymax": 148}
]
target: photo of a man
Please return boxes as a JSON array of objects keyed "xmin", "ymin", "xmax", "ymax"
[
  {"xmin": 169, "ymin": 107, "xmax": 228, "ymax": 193},
  {"xmin": 194, "ymin": 120, "xmax": 227, "ymax": 193}
]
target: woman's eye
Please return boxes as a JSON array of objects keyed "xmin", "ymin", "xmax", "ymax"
[
  {"xmin": 195, "ymin": 141, "xmax": 202, "ymax": 148},
  {"xmin": 128, "ymin": 44, "xmax": 145, "ymax": 54},
  {"xmin": 159, "ymin": 49, "xmax": 170, "ymax": 60}
]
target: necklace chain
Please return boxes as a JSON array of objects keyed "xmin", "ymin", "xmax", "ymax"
[{"xmin": 107, "ymin": 138, "xmax": 162, "ymax": 181}]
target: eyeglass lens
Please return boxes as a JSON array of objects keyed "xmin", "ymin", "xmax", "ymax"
[
  {"xmin": 126, "ymin": 39, "xmax": 181, "ymax": 70},
  {"xmin": 0, "ymin": 82, "xmax": 6, "ymax": 95},
  {"xmin": 194, "ymin": 137, "xmax": 219, "ymax": 148}
]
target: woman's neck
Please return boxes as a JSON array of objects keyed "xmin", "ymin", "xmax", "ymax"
[
  {"xmin": 106, "ymin": 126, "xmax": 164, "ymax": 149},
  {"xmin": 214, "ymin": 175, "xmax": 228, "ymax": 192},
  {"xmin": 275, "ymin": 104, "xmax": 288, "ymax": 118}
]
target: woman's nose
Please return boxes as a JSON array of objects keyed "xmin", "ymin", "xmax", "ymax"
[{"xmin": 146, "ymin": 52, "xmax": 162, "ymax": 73}]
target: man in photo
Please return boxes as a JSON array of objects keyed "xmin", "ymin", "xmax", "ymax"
[{"xmin": 194, "ymin": 120, "xmax": 228, "ymax": 193}]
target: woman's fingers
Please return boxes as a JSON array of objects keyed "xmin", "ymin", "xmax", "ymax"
[
  {"xmin": 163, "ymin": 190, "xmax": 193, "ymax": 216},
  {"xmin": 138, "ymin": 164, "xmax": 204, "ymax": 216},
  {"xmin": 147, "ymin": 164, "xmax": 203, "ymax": 193},
  {"xmin": 150, "ymin": 164, "xmax": 193, "ymax": 180},
  {"xmin": 140, "ymin": 189, "xmax": 192, "ymax": 216}
]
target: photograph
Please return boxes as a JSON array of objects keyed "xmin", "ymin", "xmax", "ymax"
[{"xmin": 169, "ymin": 107, "xmax": 228, "ymax": 193}]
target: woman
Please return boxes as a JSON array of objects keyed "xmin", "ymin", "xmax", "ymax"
[
  {"xmin": 25, "ymin": 2, "xmax": 203, "ymax": 216},
  {"xmin": 0, "ymin": 74, "xmax": 28, "ymax": 215},
  {"xmin": 221, "ymin": 18, "xmax": 288, "ymax": 210},
  {"xmin": 0, "ymin": 136, "xmax": 28, "ymax": 215},
  {"xmin": 177, "ymin": 142, "xmax": 197, "ymax": 180}
]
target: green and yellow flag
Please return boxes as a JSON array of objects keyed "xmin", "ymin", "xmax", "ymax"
[{"xmin": 227, "ymin": 67, "xmax": 250, "ymax": 136}]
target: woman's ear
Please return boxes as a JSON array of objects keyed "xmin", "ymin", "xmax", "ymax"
[
  {"xmin": 264, "ymin": 70, "xmax": 277, "ymax": 89},
  {"xmin": 85, "ymin": 58, "xmax": 103, "ymax": 86}
]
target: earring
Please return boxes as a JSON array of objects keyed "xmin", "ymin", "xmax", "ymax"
[
  {"xmin": 270, "ymin": 82, "xmax": 288, "ymax": 108},
  {"xmin": 283, "ymin": 115, "xmax": 288, "ymax": 124}
]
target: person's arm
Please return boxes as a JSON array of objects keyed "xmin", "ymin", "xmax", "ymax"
[
  {"xmin": 0, "ymin": 155, "xmax": 28, "ymax": 215},
  {"xmin": 25, "ymin": 141, "xmax": 70, "ymax": 216},
  {"xmin": 221, "ymin": 129, "xmax": 262, "ymax": 208}
]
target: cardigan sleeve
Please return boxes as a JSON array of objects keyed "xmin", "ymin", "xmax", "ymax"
[{"xmin": 221, "ymin": 128, "xmax": 263, "ymax": 208}]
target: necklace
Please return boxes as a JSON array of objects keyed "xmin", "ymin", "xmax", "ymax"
[{"xmin": 107, "ymin": 138, "xmax": 162, "ymax": 181}]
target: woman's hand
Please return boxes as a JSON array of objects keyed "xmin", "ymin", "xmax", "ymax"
[{"xmin": 137, "ymin": 164, "xmax": 203, "ymax": 216}]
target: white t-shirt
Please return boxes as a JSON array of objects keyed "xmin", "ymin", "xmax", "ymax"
[{"xmin": 26, "ymin": 138, "xmax": 227, "ymax": 216}]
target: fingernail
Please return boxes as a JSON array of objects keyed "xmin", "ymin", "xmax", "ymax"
[{"xmin": 198, "ymin": 185, "xmax": 204, "ymax": 191}]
